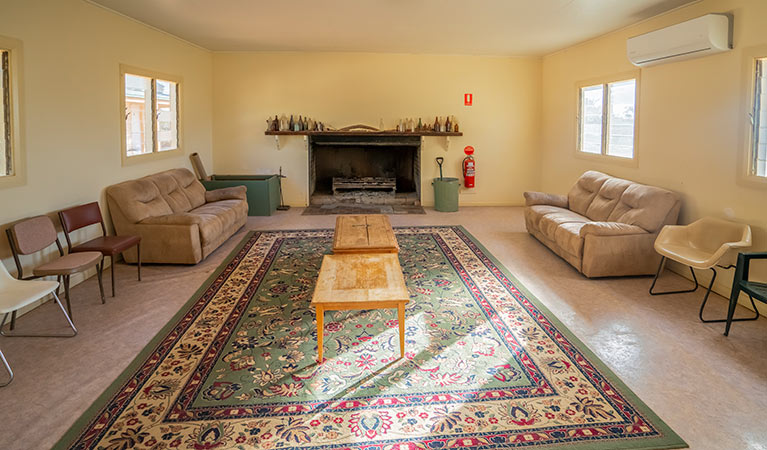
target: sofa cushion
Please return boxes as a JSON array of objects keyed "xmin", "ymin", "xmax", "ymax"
[
  {"xmin": 106, "ymin": 178, "xmax": 173, "ymax": 224},
  {"xmin": 525, "ymin": 205, "xmax": 568, "ymax": 230},
  {"xmin": 585, "ymin": 178, "xmax": 632, "ymax": 221},
  {"xmin": 170, "ymin": 168, "xmax": 206, "ymax": 209},
  {"xmin": 567, "ymin": 171, "xmax": 610, "ymax": 216},
  {"xmin": 189, "ymin": 200, "xmax": 247, "ymax": 246},
  {"xmin": 538, "ymin": 210, "xmax": 589, "ymax": 242},
  {"xmin": 554, "ymin": 222, "xmax": 587, "ymax": 258},
  {"xmin": 607, "ymin": 184, "xmax": 680, "ymax": 233},
  {"xmin": 152, "ymin": 172, "xmax": 193, "ymax": 213}
]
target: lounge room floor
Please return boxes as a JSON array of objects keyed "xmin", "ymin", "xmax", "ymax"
[{"xmin": 0, "ymin": 206, "xmax": 764, "ymax": 450}]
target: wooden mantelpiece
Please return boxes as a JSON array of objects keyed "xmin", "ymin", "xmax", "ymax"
[{"xmin": 265, "ymin": 130, "xmax": 462, "ymax": 137}]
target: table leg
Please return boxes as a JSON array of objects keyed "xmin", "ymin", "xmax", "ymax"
[
  {"xmin": 316, "ymin": 305, "xmax": 324, "ymax": 363},
  {"xmin": 398, "ymin": 302, "xmax": 406, "ymax": 358}
]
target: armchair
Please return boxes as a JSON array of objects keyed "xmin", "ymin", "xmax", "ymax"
[{"xmin": 724, "ymin": 252, "xmax": 766, "ymax": 336}]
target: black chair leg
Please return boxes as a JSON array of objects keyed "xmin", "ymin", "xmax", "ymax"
[
  {"xmin": 9, "ymin": 311, "xmax": 16, "ymax": 331},
  {"xmin": 110, "ymin": 255, "xmax": 116, "ymax": 297},
  {"xmin": 63, "ymin": 275, "xmax": 72, "ymax": 319},
  {"xmin": 137, "ymin": 244, "xmax": 141, "ymax": 282},
  {"xmin": 97, "ymin": 262, "xmax": 106, "ymax": 304},
  {"xmin": 649, "ymin": 257, "xmax": 698, "ymax": 295}
]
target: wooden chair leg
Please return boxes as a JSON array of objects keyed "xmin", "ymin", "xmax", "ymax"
[
  {"xmin": 137, "ymin": 244, "xmax": 141, "ymax": 281},
  {"xmin": 63, "ymin": 275, "xmax": 72, "ymax": 319},
  {"xmin": 110, "ymin": 255, "xmax": 116, "ymax": 297},
  {"xmin": 97, "ymin": 262, "xmax": 106, "ymax": 304}
]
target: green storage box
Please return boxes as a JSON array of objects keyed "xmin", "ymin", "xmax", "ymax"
[
  {"xmin": 201, "ymin": 175, "xmax": 280, "ymax": 216},
  {"xmin": 432, "ymin": 177, "xmax": 459, "ymax": 212}
]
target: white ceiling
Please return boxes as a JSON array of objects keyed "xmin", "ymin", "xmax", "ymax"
[{"xmin": 87, "ymin": 0, "xmax": 698, "ymax": 56}]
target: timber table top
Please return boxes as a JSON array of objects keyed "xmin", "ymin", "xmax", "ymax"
[
  {"xmin": 311, "ymin": 253, "xmax": 409, "ymax": 306},
  {"xmin": 332, "ymin": 214, "xmax": 399, "ymax": 254}
]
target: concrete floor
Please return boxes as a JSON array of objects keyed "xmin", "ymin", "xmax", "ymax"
[{"xmin": 0, "ymin": 207, "xmax": 764, "ymax": 449}]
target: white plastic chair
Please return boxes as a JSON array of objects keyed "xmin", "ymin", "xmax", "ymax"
[
  {"xmin": 0, "ymin": 262, "xmax": 77, "ymax": 387},
  {"xmin": 650, "ymin": 217, "xmax": 753, "ymax": 323}
]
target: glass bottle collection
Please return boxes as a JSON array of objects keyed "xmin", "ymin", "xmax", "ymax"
[{"xmin": 265, "ymin": 114, "xmax": 459, "ymax": 133}]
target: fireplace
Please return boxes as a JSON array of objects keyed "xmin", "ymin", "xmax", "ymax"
[{"xmin": 308, "ymin": 135, "xmax": 421, "ymax": 205}]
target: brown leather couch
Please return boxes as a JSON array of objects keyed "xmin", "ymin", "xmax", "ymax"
[
  {"xmin": 524, "ymin": 171, "xmax": 681, "ymax": 278},
  {"xmin": 106, "ymin": 168, "xmax": 247, "ymax": 264}
]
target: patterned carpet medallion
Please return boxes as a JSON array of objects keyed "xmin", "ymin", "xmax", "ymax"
[{"xmin": 58, "ymin": 227, "xmax": 686, "ymax": 450}]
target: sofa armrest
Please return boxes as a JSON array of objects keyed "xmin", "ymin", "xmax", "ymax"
[
  {"xmin": 140, "ymin": 213, "xmax": 202, "ymax": 226},
  {"xmin": 205, "ymin": 185, "xmax": 247, "ymax": 203},
  {"xmin": 580, "ymin": 222, "xmax": 648, "ymax": 237},
  {"xmin": 524, "ymin": 191, "xmax": 568, "ymax": 208}
]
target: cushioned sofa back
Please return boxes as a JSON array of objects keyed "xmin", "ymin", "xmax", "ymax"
[
  {"xmin": 567, "ymin": 171, "xmax": 610, "ymax": 216},
  {"xmin": 607, "ymin": 184, "xmax": 681, "ymax": 232},
  {"xmin": 585, "ymin": 177, "xmax": 633, "ymax": 221},
  {"xmin": 169, "ymin": 168, "xmax": 206, "ymax": 209},
  {"xmin": 106, "ymin": 178, "xmax": 173, "ymax": 224}
]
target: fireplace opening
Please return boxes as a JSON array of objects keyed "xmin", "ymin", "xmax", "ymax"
[{"xmin": 309, "ymin": 135, "xmax": 421, "ymax": 205}]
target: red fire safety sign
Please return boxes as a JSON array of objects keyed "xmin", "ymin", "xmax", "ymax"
[{"xmin": 464, "ymin": 93, "xmax": 473, "ymax": 106}]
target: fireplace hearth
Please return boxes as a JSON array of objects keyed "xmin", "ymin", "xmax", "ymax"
[{"xmin": 309, "ymin": 135, "xmax": 421, "ymax": 205}]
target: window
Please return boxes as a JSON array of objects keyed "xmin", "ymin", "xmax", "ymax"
[
  {"xmin": 1, "ymin": 48, "xmax": 11, "ymax": 176},
  {"xmin": 577, "ymin": 77, "xmax": 638, "ymax": 160},
  {"xmin": 0, "ymin": 35, "xmax": 23, "ymax": 188},
  {"xmin": 749, "ymin": 57, "xmax": 767, "ymax": 177},
  {"xmin": 120, "ymin": 65, "xmax": 181, "ymax": 164}
]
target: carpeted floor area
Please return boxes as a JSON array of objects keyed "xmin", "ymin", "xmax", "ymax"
[
  {"xmin": 56, "ymin": 227, "xmax": 684, "ymax": 449},
  {"xmin": 0, "ymin": 207, "xmax": 764, "ymax": 449}
]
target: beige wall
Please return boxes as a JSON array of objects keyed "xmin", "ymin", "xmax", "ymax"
[
  {"xmin": 540, "ymin": 0, "xmax": 766, "ymax": 313},
  {"xmin": 212, "ymin": 52, "xmax": 541, "ymax": 207},
  {"xmin": 0, "ymin": 0, "xmax": 213, "ymax": 309}
]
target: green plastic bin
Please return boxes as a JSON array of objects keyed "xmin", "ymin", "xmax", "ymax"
[
  {"xmin": 201, "ymin": 175, "xmax": 280, "ymax": 216},
  {"xmin": 432, "ymin": 177, "xmax": 459, "ymax": 212}
]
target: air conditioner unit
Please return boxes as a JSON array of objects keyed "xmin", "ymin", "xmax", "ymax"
[{"xmin": 627, "ymin": 14, "xmax": 731, "ymax": 67}]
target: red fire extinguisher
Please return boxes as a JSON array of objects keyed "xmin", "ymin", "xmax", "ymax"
[{"xmin": 463, "ymin": 146, "xmax": 475, "ymax": 188}]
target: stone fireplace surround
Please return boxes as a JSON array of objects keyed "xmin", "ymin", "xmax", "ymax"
[{"xmin": 308, "ymin": 135, "xmax": 421, "ymax": 205}]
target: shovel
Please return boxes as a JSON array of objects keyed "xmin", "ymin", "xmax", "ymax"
[{"xmin": 435, "ymin": 157, "xmax": 444, "ymax": 180}]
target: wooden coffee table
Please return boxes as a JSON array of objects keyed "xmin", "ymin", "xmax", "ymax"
[
  {"xmin": 311, "ymin": 253, "xmax": 409, "ymax": 362},
  {"xmin": 333, "ymin": 215, "xmax": 399, "ymax": 254}
]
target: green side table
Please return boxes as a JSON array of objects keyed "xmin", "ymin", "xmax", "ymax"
[{"xmin": 201, "ymin": 175, "xmax": 280, "ymax": 216}]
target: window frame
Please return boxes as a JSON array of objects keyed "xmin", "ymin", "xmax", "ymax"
[
  {"xmin": 574, "ymin": 71, "xmax": 640, "ymax": 167},
  {"xmin": 0, "ymin": 35, "xmax": 25, "ymax": 189},
  {"xmin": 119, "ymin": 64, "xmax": 183, "ymax": 166}
]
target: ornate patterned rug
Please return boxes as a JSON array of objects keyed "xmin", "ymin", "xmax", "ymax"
[{"xmin": 57, "ymin": 227, "xmax": 686, "ymax": 450}]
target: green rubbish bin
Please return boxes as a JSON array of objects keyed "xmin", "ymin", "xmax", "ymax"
[{"xmin": 432, "ymin": 177, "xmax": 459, "ymax": 212}]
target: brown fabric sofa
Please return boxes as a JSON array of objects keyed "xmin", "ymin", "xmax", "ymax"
[
  {"xmin": 524, "ymin": 171, "xmax": 681, "ymax": 278},
  {"xmin": 106, "ymin": 168, "xmax": 247, "ymax": 264}
]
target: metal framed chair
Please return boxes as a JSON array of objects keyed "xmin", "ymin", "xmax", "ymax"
[
  {"xmin": 724, "ymin": 252, "xmax": 766, "ymax": 336},
  {"xmin": 6, "ymin": 216, "xmax": 104, "ymax": 325},
  {"xmin": 650, "ymin": 217, "xmax": 752, "ymax": 322},
  {"xmin": 0, "ymin": 262, "xmax": 77, "ymax": 387},
  {"xmin": 59, "ymin": 202, "xmax": 141, "ymax": 297}
]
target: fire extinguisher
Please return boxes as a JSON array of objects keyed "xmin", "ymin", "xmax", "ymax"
[{"xmin": 462, "ymin": 146, "xmax": 475, "ymax": 188}]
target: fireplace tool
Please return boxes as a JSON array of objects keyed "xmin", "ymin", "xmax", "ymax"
[
  {"xmin": 435, "ymin": 157, "xmax": 444, "ymax": 180},
  {"xmin": 277, "ymin": 166, "xmax": 291, "ymax": 211}
]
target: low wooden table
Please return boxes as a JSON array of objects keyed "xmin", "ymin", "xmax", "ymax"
[
  {"xmin": 311, "ymin": 253, "xmax": 409, "ymax": 362},
  {"xmin": 333, "ymin": 214, "xmax": 399, "ymax": 254}
]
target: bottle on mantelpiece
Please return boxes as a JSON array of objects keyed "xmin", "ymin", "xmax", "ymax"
[
  {"xmin": 433, "ymin": 116, "xmax": 439, "ymax": 132},
  {"xmin": 289, "ymin": 115, "xmax": 294, "ymax": 131},
  {"xmin": 445, "ymin": 116, "xmax": 451, "ymax": 133},
  {"xmin": 417, "ymin": 117, "xmax": 423, "ymax": 131}
]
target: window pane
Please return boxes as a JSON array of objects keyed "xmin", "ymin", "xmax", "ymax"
[
  {"xmin": 125, "ymin": 74, "xmax": 153, "ymax": 156},
  {"xmin": 0, "ymin": 50, "xmax": 11, "ymax": 176},
  {"xmin": 156, "ymin": 79, "xmax": 178, "ymax": 152},
  {"xmin": 607, "ymin": 79, "xmax": 636, "ymax": 158},
  {"xmin": 754, "ymin": 58, "xmax": 767, "ymax": 177},
  {"xmin": 580, "ymin": 85, "xmax": 603, "ymax": 154}
]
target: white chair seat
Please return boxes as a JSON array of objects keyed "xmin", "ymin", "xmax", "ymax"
[
  {"xmin": 654, "ymin": 217, "xmax": 752, "ymax": 269},
  {"xmin": 0, "ymin": 278, "xmax": 58, "ymax": 314}
]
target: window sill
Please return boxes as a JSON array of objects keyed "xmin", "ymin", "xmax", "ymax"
[
  {"xmin": 121, "ymin": 148, "xmax": 183, "ymax": 167},
  {"xmin": 573, "ymin": 150, "xmax": 639, "ymax": 168},
  {"xmin": 737, "ymin": 173, "xmax": 767, "ymax": 190}
]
